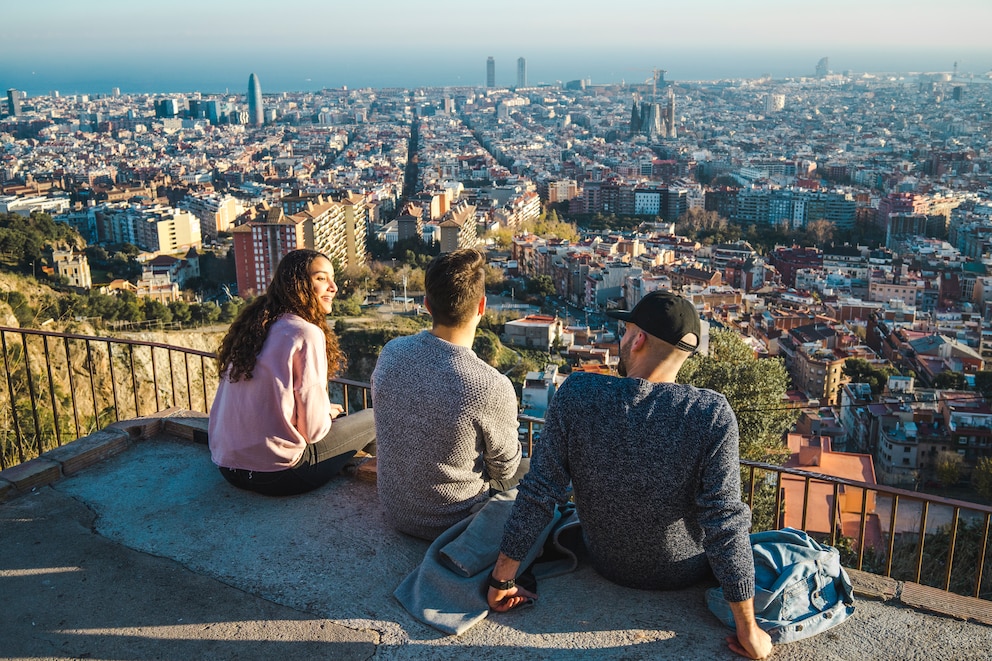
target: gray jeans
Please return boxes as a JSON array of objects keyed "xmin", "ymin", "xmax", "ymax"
[{"xmin": 219, "ymin": 408, "xmax": 376, "ymax": 496}]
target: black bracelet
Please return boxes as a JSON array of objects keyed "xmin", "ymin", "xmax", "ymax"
[{"xmin": 488, "ymin": 574, "xmax": 515, "ymax": 591}]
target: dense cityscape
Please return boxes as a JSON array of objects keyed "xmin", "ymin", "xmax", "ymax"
[{"xmin": 2, "ymin": 55, "xmax": 992, "ymax": 513}]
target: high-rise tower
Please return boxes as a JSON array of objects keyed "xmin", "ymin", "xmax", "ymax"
[
  {"xmin": 486, "ymin": 57, "xmax": 495, "ymax": 88},
  {"xmin": 6, "ymin": 89, "xmax": 22, "ymax": 117},
  {"xmin": 815, "ymin": 57, "xmax": 829, "ymax": 78},
  {"xmin": 517, "ymin": 57, "xmax": 527, "ymax": 88},
  {"xmin": 247, "ymin": 73, "xmax": 263, "ymax": 126}
]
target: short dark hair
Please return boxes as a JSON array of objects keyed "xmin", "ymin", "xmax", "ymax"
[{"xmin": 424, "ymin": 249, "xmax": 486, "ymax": 327}]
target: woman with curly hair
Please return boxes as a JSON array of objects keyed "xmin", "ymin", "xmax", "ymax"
[{"xmin": 208, "ymin": 249, "xmax": 375, "ymax": 496}]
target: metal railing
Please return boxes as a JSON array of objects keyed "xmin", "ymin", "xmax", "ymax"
[
  {"xmin": 1, "ymin": 325, "xmax": 990, "ymax": 602},
  {"xmin": 1, "ymin": 325, "xmax": 217, "ymax": 469},
  {"xmin": 741, "ymin": 461, "xmax": 992, "ymax": 601}
]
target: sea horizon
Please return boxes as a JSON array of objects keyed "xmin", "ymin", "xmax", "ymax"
[{"xmin": 3, "ymin": 47, "xmax": 991, "ymax": 97}]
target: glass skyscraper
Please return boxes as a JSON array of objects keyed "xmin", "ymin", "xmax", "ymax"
[{"xmin": 247, "ymin": 73, "xmax": 263, "ymax": 126}]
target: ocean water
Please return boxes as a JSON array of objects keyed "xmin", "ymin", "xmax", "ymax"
[{"xmin": 2, "ymin": 47, "xmax": 990, "ymax": 96}]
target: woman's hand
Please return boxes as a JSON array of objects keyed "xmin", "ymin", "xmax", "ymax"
[{"xmin": 329, "ymin": 403, "xmax": 345, "ymax": 419}]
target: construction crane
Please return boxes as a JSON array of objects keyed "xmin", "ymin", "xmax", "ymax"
[{"xmin": 623, "ymin": 67, "xmax": 667, "ymax": 102}]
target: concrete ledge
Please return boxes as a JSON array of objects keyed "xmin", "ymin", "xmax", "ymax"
[
  {"xmin": 0, "ymin": 478, "xmax": 14, "ymax": 504},
  {"xmin": 901, "ymin": 581, "xmax": 992, "ymax": 626},
  {"xmin": 44, "ymin": 428, "xmax": 131, "ymax": 476},
  {"xmin": 161, "ymin": 410, "xmax": 209, "ymax": 444},
  {"xmin": 849, "ymin": 567, "xmax": 992, "ymax": 626},
  {"xmin": 106, "ymin": 414, "xmax": 164, "ymax": 440},
  {"xmin": 848, "ymin": 568, "xmax": 899, "ymax": 601},
  {"xmin": 0, "ymin": 457, "xmax": 61, "ymax": 494}
]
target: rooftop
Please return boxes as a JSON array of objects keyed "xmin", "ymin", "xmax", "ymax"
[{"xmin": 2, "ymin": 411, "xmax": 992, "ymax": 660}]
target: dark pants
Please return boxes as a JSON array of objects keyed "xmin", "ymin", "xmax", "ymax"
[
  {"xmin": 220, "ymin": 408, "xmax": 376, "ymax": 496},
  {"xmin": 489, "ymin": 457, "xmax": 531, "ymax": 495}
]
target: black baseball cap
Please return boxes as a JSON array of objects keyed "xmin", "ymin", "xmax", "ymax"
[{"xmin": 607, "ymin": 291, "xmax": 700, "ymax": 353}]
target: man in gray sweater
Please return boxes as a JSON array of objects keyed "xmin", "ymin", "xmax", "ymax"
[
  {"xmin": 372, "ymin": 249, "xmax": 525, "ymax": 540},
  {"xmin": 486, "ymin": 291, "xmax": 772, "ymax": 660}
]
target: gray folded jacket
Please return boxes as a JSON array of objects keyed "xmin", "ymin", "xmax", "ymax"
[{"xmin": 395, "ymin": 488, "xmax": 581, "ymax": 635}]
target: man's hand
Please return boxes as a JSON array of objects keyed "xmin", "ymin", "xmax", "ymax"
[
  {"xmin": 727, "ymin": 598, "xmax": 772, "ymax": 659},
  {"xmin": 487, "ymin": 584, "xmax": 537, "ymax": 612},
  {"xmin": 726, "ymin": 628, "xmax": 772, "ymax": 659}
]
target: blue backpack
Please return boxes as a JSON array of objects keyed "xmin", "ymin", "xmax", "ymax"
[{"xmin": 706, "ymin": 527, "xmax": 856, "ymax": 644}]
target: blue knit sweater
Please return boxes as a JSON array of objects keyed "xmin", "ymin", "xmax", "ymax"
[{"xmin": 500, "ymin": 372, "xmax": 755, "ymax": 603}]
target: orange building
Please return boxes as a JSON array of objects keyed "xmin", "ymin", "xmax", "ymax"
[{"xmin": 781, "ymin": 433, "xmax": 882, "ymax": 552}]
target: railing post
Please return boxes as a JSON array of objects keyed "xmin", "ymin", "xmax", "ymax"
[
  {"xmin": 857, "ymin": 487, "xmax": 869, "ymax": 571},
  {"xmin": 976, "ymin": 513, "xmax": 990, "ymax": 599},
  {"xmin": 168, "ymin": 348, "xmax": 177, "ymax": 409},
  {"xmin": 1, "ymin": 330, "xmax": 25, "ymax": 466},
  {"xmin": 944, "ymin": 507, "xmax": 960, "ymax": 592},
  {"xmin": 63, "ymin": 336, "xmax": 81, "ymax": 439},
  {"xmin": 183, "ymin": 352, "xmax": 192, "ymax": 410},
  {"xmin": 774, "ymin": 471, "xmax": 784, "ymax": 530},
  {"xmin": 21, "ymin": 333, "xmax": 43, "ymax": 455},
  {"xmin": 129, "ymin": 344, "xmax": 139, "ymax": 418},
  {"xmin": 86, "ymin": 340, "xmax": 99, "ymax": 433},
  {"xmin": 885, "ymin": 495, "xmax": 900, "ymax": 579},
  {"xmin": 105, "ymin": 340, "xmax": 120, "ymax": 423},
  {"xmin": 151, "ymin": 347, "xmax": 161, "ymax": 412},
  {"xmin": 42, "ymin": 334, "xmax": 63, "ymax": 448},
  {"xmin": 829, "ymin": 482, "xmax": 840, "ymax": 547},
  {"xmin": 915, "ymin": 502, "xmax": 930, "ymax": 584},
  {"xmin": 800, "ymin": 476, "xmax": 811, "ymax": 530},
  {"xmin": 200, "ymin": 355, "xmax": 210, "ymax": 413}
]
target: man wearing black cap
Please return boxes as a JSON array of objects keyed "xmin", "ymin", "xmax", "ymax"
[{"xmin": 486, "ymin": 291, "xmax": 772, "ymax": 660}]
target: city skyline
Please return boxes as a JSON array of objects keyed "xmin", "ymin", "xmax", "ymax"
[{"xmin": 2, "ymin": 1, "xmax": 991, "ymax": 94}]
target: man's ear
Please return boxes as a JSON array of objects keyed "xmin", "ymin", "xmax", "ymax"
[
  {"xmin": 424, "ymin": 298, "xmax": 433, "ymax": 315},
  {"xmin": 630, "ymin": 329, "xmax": 649, "ymax": 352},
  {"xmin": 477, "ymin": 296, "xmax": 487, "ymax": 316}
]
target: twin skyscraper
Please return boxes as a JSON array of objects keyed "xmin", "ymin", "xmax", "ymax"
[{"xmin": 486, "ymin": 57, "xmax": 527, "ymax": 88}]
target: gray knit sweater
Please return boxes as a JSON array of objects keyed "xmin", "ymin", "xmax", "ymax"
[
  {"xmin": 500, "ymin": 372, "xmax": 755, "ymax": 603},
  {"xmin": 372, "ymin": 331, "xmax": 521, "ymax": 540}
]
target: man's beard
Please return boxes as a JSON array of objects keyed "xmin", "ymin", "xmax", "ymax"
[{"xmin": 617, "ymin": 338, "xmax": 630, "ymax": 377}]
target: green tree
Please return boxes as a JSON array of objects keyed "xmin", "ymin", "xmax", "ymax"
[
  {"xmin": 973, "ymin": 371, "xmax": 992, "ymax": 400},
  {"xmin": 333, "ymin": 293, "xmax": 364, "ymax": 317},
  {"xmin": 934, "ymin": 371, "xmax": 968, "ymax": 391},
  {"xmin": 189, "ymin": 301, "xmax": 221, "ymax": 325},
  {"xmin": 972, "ymin": 457, "xmax": 992, "ymax": 501},
  {"xmin": 219, "ymin": 298, "xmax": 245, "ymax": 323},
  {"xmin": 143, "ymin": 299, "xmax": 172, "ymax": 324},
  {"xmin": 935, "ymin": 451, "xmax": 963, "ymax": 486},
  {"xmin": 843, "ymin": 357, "xmax": 896, "ymax": 395},
  {"xmin": 484, "ymin": 264, "xmax": 505, "ymax": 290},
  {"xmin": 473, "ymin": 329, "xmax": 502, "ymax": 367},
  {"xmin": 678, "ymin": 329, "xmax": 797, "ymax": 462},
  {"xmin": 168, "ymin": 300, "xmax": 192, "ymax": 324},
  {"xmin": 526, "ymin": 275, "xmax": 555, "ymax": 299}
]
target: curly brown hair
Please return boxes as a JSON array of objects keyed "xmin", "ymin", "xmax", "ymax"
[{"xmin": 216, "ymin": 249, "xmax": 344, "ymax": 381}]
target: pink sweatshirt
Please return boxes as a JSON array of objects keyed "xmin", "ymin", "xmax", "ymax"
[{"xmin": 209, "ymin": 314, "xmax": 333, "ymax": 471}]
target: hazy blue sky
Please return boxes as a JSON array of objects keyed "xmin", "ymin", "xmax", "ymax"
[{"xmin": 3, "ymin": 0, "xmax": 991, "ymax": 94}]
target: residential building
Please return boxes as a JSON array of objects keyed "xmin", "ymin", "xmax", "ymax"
[
  {"xmin": 781, "ymin": 433, "xmax": 881, "ymax": 551},
  {"xmin": 231, "ymin": 204, "xmax": 307, "ymax": 296},
  {"xmin": 503, "ymin": 315, "xmax": 570, "ymax": 352},
  {"xmin": 51, "ymin": 248, "xmax": 92, "ymax": 290},
  {"xmin": 438, "ymin": 200, "xmax": 477, "ymax": 253}
]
